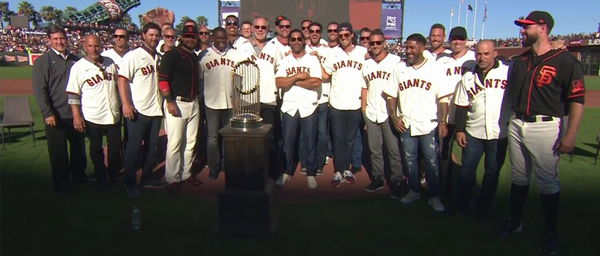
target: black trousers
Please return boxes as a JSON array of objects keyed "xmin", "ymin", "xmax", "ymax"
[
  {"xmin": 44, "ymin": 118, "xmax": 87, "ymax": 192},
  {"xmin": 123, "ymin": 114, "xmax": 162, "ymax": 186},
  {"xmin": 86, "ymin": 121, "xmax": 122, "ymax": 183}
]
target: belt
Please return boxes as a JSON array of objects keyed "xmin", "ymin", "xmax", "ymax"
[
  {"xmin": 516, "ymin": 115, "xmax": 554, "ymax": 122},
  {"xmin": 175, "ymin": 96, "xmax": 195, "ymax": 102}
]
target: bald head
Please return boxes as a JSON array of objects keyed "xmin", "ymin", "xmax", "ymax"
[
  {"xmin": 83, "ymin": 34, "xmax": 102, "ymax": 60},
  {"xmin": 476, "ymin": 39, "xmax": 498, "ymax": 71}
]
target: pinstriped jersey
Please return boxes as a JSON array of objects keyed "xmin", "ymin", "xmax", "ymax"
[
  {"xmin": 436, "ymin": 50, "xmax": 477, "ymax": 124},
  {"xmin": 324, "ymin": 45, "xmax": 368, "ymax": 110},
  {"xmin": 118, "ymin": 47, "xmax": 163, "ymax": 117}
]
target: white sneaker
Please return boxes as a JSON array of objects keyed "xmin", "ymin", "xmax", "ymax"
[
  {"xmin": 400, "ymin": 191, "xmax": 421, "ymax": 204},
  {"xmin": 307, "ymin": 176, "xmax": 317, "ymax": 189},
  {"xmin": 275, "ymin": 173, "xmax": 291, "ymax": 187},
  {"xmin": 342, "ymin": 170, "xmax": 356, "ymax": 184},
  {"xmin": 331, "ymin": 172, "xmax": 343, "ymax": 187},
  {"xmin": 428, "ymin": 196, "xmax": 445, "ymax": 212}
]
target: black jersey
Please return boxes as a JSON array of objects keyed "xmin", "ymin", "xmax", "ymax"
[
  {"xmin": 508, "ymin": 49, "xmax": 585, "ymax": 117},
  {"xmin": 158, "ymin": 46, "xmax": 199, "ymax": 99}
]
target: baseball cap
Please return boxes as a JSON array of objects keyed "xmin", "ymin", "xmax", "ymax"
[
  {"xmin": 339, "ymin": 22, "xmax": 353, "ymax": 32},
  {"xmin": 181, "ymin": 25, "xmax": 198, "ymax": 36},
  {"xmin": 514, "ymin": 11, "xmax": 554, "ymax": 31},
  {"xmin": 449, "ymin": 26, "xmax": 467, "ymax": 40},
  {"xmin": 274, "ymin": 15, "xmax": 289, "ymax": 26}
]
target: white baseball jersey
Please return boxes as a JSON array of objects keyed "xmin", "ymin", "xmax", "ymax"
[
  {"xmin": 363, "ymin": 53, "xmax": 401, "ymax": 123},
  {"xmin": 232, "ymin": 36, "xmax": 255, "ymax": 55},
  {"xmin": 101, "ymin": 48, "xmax": 126, "ymax": 70},
  {"xmin": 324, "ymin": 45, "xmax": 368, "ymax": 110},
  {"xmin": 66, "ymin": 57, "xmax": 121, "ymax": 125},
  {"xmin": 200, "ymin": 46, "xmax": 251, "ymax": 109},
  {"xmin": 276, "ymin": 52, "xmax": 322, "ymax": 117},
  {"xmin": 384, "ymin": 58, "xmax": 453, "ymax": 136},
  {"xmin": 306, "ymin": 44, "xmax": 331, "ymax": 104},
  {"xmin": 245, "ymin": 40, "xmax": 282, "ymax": 105},
  {"xmin": 454, "ymin": 60, "xmax": 512, "ymax": 140},
  {"xmin": 118, "ymin": 47, "xmax": 163, "ymax": 117},
  {"xmin": 266, "ymin": 37, "xmax": 291, "ymax": 70},
  {"xmin": 436, "ymin": 50, "xmax": 476, "ymax": 124},
  {"xmin": 424, "ymin": 48, "xmax": 452, "ymax": 61}
]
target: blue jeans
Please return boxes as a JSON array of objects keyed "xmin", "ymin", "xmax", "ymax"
[
  {"xmin": 315, "ymin": 103, "xmax": 330, "ymax": 170},
  {"xmin": 205, "ymin": 107, "xmax": 232, "ymax": 173},
  {"xmin": 281, "ymin": 111, "xmax": 318, "ymax": 176},
  {"xmin": 457, "ymin": 132, "xmax": 508, "ymax": 213},
  {"xmin": 329, "ymin": 108, "xmax": 362, "ymax": 173},
  {"xmin": 399, "ymin": 129, "xmax": 440, "ymax": 196},
  {"xmin": 124, "ymin": 114, "xmax": 162, "ymax": 186}
]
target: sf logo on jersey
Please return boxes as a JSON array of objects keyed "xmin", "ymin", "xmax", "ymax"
[{"xmin": 536, "ymin": 65, "xmax": 557, "ymax": 87}]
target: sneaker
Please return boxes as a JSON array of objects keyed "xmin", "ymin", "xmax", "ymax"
[
  {"xmin": 300, "ymin": 167, "xmax": 307, "ymax": 175},
  {"xmin": 400, "ymin": 191, "xmax": 421, "ymax": 204},
  {"xmin": 331, "ymin": 172, "xmax": 343, "ymax": 187},
  {"xmin": 141, "ymin": 179, "xmax": 168, "ymax": 189},
  {"xmin": 316, "ymin": 169, "xmax": 323, "ymax": 176},
  {"xmin": 307, "ymin": 176, "xmax": 317, "ymax": 189},
  {"xmin": 126, "ymin": 185, "xmax": 141, "ymax": 198},
  {"xmin": 167, "ymin": 182, "xmax": 181, "ymax": 195},
  {"xmin": 342, "ymin": 170, "xmax": 356, "ymax": 184},
  {"xmin": 275, "ymin": 173, "xmax": 291, "ymax": 187},
  {"xmin": 325, "ymin": 156, "xmax": 330, "ymax": 164},
  {"xmin": 428, "ymin": 196, "xmax": 445, "ymax": 212},
  {"xmin": 539, "ymin": 232, "xmax": 559, "ymax": 255},
  {"xmin": 498, "ymin": 220, "xmax": 523, "ymax": 237},
  {"xmin": 389, "ymin": 181, "xmax": 408, "ymax": 200},
  {"xmin": 365, "ymin": 179, "xmax": 384, "ymax": 192}
]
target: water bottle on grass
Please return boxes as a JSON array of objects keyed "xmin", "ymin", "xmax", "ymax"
[{"xmin": 131, "ymin": 206, "xmax": 141, "ymax": 230}]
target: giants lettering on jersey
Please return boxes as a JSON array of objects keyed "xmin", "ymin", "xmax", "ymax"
[
  {"xmin": 398, "ymin": 78, "xmax": 432, "ymax": 91},
  {"xmin": 85, "ymin": 73, "xmax": 114, "ymax": 86},
  {"xmin": 446, "ymin": 66, "xmax": 467, "ymax": 76},
  {"xmin": 141, "ymin": 65, "xmax": 155, "ymax": 75},
  {"xmin": 365, "ymin": 70, "xmax": 392, "ymax": 82},
  {"xmin": 205, "ymin": 58, "xmax": 236, "ymax": 69},
  {"xmin": 467, "ymin": 78, "xmax": 508, "ymax": 98},
  {"xmin": 286, "ymin": 66, "xmax": 311, "ymax": 76},
  {"xmin": 333, "ymin": 60, "xmax": 363, "ymax": 71}
]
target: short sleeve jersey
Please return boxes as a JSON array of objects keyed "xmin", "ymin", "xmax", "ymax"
[
  {"xmin": 118, "ymin": 47, "xmax": 163, "ymax": 117},
  {"xmin": 362, "ymin": 53, "xmax": 401, "ymax": 123},
  {"xmin": 101, "ymin": 49, "xmax": 125, "ymax": 70},
  {"xmin": 245, "ymin": 39, "xmax": 283, "ymax": 105},
  {"xmin": 324, "ymin": 45, "xmax": 368, "ymax": 110},
  {"xmin": 275, "ymin": 53, "xmax": 322, "ymax": 117},
  {"xmin": 454, "ymin": 60, "xmax": 512, "ymax": 140},
  {"xmin": 158, "ymin": 47, "xmax": 199, "ymax": 98},
  {"xmin": 508, "ymin": 49, "xmax": 585, "ymax": 117},
  {"xmin": 384, "ymin": 58, "xmax": 452, "ymax": 136},
  {"xmin": 66, "ymin": 57, "xmax": 121, "ymax": 124},
  {"xmin": 436, "ymin": 50, "xmax": 477, "ymax": 124},
  {"xmin": 200, "ymin": 47, "xmax": 251, "ymax": 109},
  {"xmin": 306, "ymin": 44, "xmax": 331, "ymax": 104}
]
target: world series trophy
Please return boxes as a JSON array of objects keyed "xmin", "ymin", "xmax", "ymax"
[
  {"xmin": 218, "ymin": 59, "xmax": 276, "ymax": 235},
  {"xmin": 230, "ymin": 60, "xmax": 262, "ymax": 129}
]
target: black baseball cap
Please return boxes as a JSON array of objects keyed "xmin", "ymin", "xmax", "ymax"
[
  {"xmin": 514, "ymin": 11, "xmax": 554, "ymax": 31},
  {"xmin": 181, "ymin": 25, "xmax": 198, "ymax": 36},
  {"xmin": 339, "ymin": 22, "xmax": 353, "ymax": 32},
  {"xmin": 449, "ymin": 26, "xmax": 467, "ymax": 40},
  {"xmin": 274, "ymin": 15, "xmax": 289, "ymax": 26}
]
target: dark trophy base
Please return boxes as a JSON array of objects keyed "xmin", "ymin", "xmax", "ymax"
[{"xmin": 217, "ymin": 124, "xmax": 276, "ymax": 236}]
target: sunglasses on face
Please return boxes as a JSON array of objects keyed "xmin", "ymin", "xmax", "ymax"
[
  {"xmin": 198, "ymin": 31, "xmax": 210, "ymax": 35},
  {"xmin": 290, "ymin": 37, "xmax": 304, "ymax": 42},
  {"xmin": 226, "ymin": 21, "xmax": 238, "ymax": 26},
  {"xmin": 360, "ymin": 36, "xmax": 370, "ymax": 41},
  {"xmin": 328, "ymin": 29, "xmax": 338, "ymax": 33},
  {"xmin": 182, "ymin": 35, "xmax": 197, "ymax": 39},
  {"xmin": 164, "ymin": 35, "xmax": 175, "ymax": 39},
  {"xmin": 254, "ymin": 25, "xmax": 267, "ymax": 30},
  {"xmin": 369, "ymin": 41, "xmax": 384, "ymax": 46},
  {"xmin": 113, "ymin": 34, "xmax": 127, "ymax": 39},
  {"xmin": 309, "ymin": 29, "xmax": 321, "ymax": 34},
  {"xmin": 338, "ymin": 33, "xmax": 352, "ymax": 39},
  {"xmin": 302, "ymin": 26, "xmax": 310, "ymax": 30},
  {"xmin": 278, "ymin": 25, "xmax": 291, "ymax": 29}
]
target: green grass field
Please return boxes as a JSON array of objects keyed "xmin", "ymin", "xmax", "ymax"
[
  {"xmin": 0, "ymin": 66, "xmax": 33, "ymax": 79},
  {"xmin": 1, "ymin": 68, "xmax": 600, "ymax": 255}
]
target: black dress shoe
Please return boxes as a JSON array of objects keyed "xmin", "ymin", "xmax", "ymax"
[
  {"xmin": 167, "ymin": 182, "xmax": 181, "ymax": 195},
  {"xmin": 209, "ymin": 169, "xmax": 219, "ymax": 180}
]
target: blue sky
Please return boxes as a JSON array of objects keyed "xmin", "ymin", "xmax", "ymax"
[{"xmin": 6, "ymin": 0, "xmax": 599, "ymax": 39}]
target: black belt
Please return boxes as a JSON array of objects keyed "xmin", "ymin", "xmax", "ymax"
[
  {"xmin": 175, "ymin": 96, "xmax": 195, "ymax": 102},
  {"xmin": 516, "ymin": 115, "xmax": 554, "ymax": 122}
]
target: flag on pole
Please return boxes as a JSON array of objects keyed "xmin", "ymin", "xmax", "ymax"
[
  {"xmin": 468, "ymin": 4, "xmax": 473, "ymax": 11},
  {"xmin": 483, "ymin": 2, "xmax": 487, "ymax": 22}
]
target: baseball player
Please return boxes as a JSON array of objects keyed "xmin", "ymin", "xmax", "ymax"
[
  {"xmin": 275, "ymin": 29, "xmax": 323, "ymax": 188},
  {"xmin": 157, "ymin": 27, "xmax": 176, "ymax": 56},
  {"xmin": 451, "ymin": 40, "xmax": 512, "ymax": 219},
  {"xmin": 361, "ymin": 29, "xmax": 404, "ymax": 194},
  {"xmin": 240, "ymin": 20, "xmax": 253, "ymax": 39},
  {"xmin": 271, "ymin": 15, "xmax": 292, "ymax": 59},
  {"xmin": 425, "ymin": 23, "xmax": 452, "ymax": 60},
  {"xmin": 200, "ymin": 27, "xmax": 252, "ymax": 180},
  {"xmin": 326, "ymin": 22, "xmax": 340, "ymax": 48},
  {"xmin": 118, "ymin": 22, "xmax": 167, "ymax": 197},
  {"xmin": 500, "ymin": 11, "xmax": 585, "ymax": 255},
  {"xmin": 66, "ymin": 34, "xmax": 122, "ymax": 192},
  {"xmin": 436, "ymin": 26, "xmax": 477, "ymax": 197},
  {"xmin": 358, "ymin": 27, "xmax": 372, "ymax": 48},
  {"xmin": 225, "ymin": 15, "xmax": 254, "ymax": 54},
  {"xmin": 323, "ymin": 22, "xmax": 367, "ymax": 187},
  {"xmin": 383, "ymin": 33, "xmax": 452, "ymax": 212},
  {"xmin": 32, "ymin": 25, "xmax": 89, "ymax": 194},
  {"xmin": 101, "ymin": 27, "xmax": 130, "ymax": 69},
  {"xmin": 305, "ymin": 22, "xmax": 331, "ymax": 175},
  {"xmin": 158, "ymin": 25, "xmax": 201, "ymax": 194}
]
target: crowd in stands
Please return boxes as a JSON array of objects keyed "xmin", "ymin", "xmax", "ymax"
[{"xmin": 493, "ymin": 32, "xmax": 600, "ymax": 47}]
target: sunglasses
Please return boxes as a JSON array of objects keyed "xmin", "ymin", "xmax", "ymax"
[
  {"xmin": 278, "ymin": 25, "xmax": 291, "ymax": 29},
  {"xmin": 254, "ymin": 25, "xmax": 267, "ymax": 30},
  {"xmin": 302, "ymin": 26, "xmax": 310, "ymax": 30},
  {"xmin": 182, "ymin": 34, "xmax": 197, "ymax": 39},
  {"xmin": 309, "ymin": 29, "xmax": 321, "ymax": 34},
  {"xmin": 369, "ymin": 41, "xmax": 384, "ymax": 46},
  {"xmin": 328, "ymin": 29, "xmax": 338, "ymax": 33},
  {"xmin": 164, "ymin": 35, "xmax": 175, "ymax": 39},
  {"xmin": 226, "ymin": 21, "xmax": 238, "ymax": 26},
  {"xmin": 290, "ymin": 37, "xmax": 304, "ymax": 42},
  {"xmin": 360, "ymin": 36, "xmax": 370, "ymax": 41},
  {"xmin": 338, "ymin": 33, "xmax": 352, "ymax": 39},
  {"xmin": 198, "ymin": 31, "xmax": 210, "ymax": 35},
  {"xmin": 113, "ymin": 34, "xmax": 127, "ymax": 39}
]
